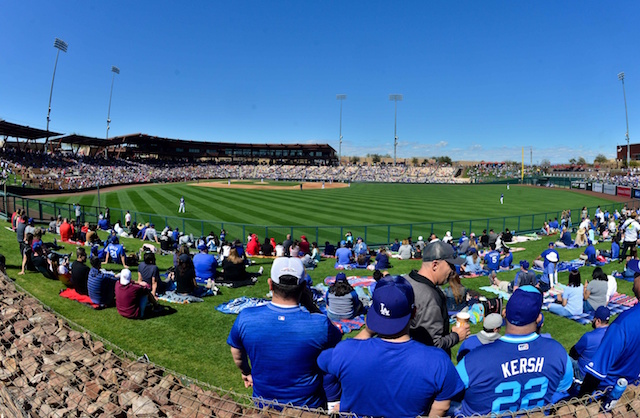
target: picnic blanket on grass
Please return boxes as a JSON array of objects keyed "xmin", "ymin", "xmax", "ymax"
[
  {"xmin": 156, "ymin": 288, "xmax": 215, "ymax": 304},
  {"xmin": 59, "ymin": 288, "xmax": 103, "ymax": 309},
  {"xmin": 609, "ymin": 292, "xmax": 638, "ymax": 307},
  {"xmin": 532, "ymin": 259, "xmax": 586, "ymax": 273},
  {"xmin": 216, "ymin": 296, "xmax": 367, "ymax": 334},
  {"xmin": 216, "ymin": 297, "xmax": 269, "ymax": 314},
  {"xmin": 479, "ymin": 283, "xmax": 565, "ymax": 301},
  {"xmin": 542, "ymin": 293, "xmax": 638, "ymax": 325},
  {"xmin": 324, "ymin": 276, "xmax": 377, "ymax": 287}
]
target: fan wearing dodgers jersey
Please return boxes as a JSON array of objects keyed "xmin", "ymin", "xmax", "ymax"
[
  {"xmin": 483, "ymin": 243, "xmax": 501, "ymax": 272},
  {"xmin": 455, "ymin": 286, "xmax": 573, "ymax": 416},
  {"xmin": 579, "ymin": 263, "xmax": 640, "ymax": 396}
]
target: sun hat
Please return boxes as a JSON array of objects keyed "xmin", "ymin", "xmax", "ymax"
[
  {"xmin": 270, "ymin": 257, "xmax": 305, "ymax": 286},
  {"xmin": 506, "ymin": 285, "xmax": 543, "ymax": 326},
  {"xmin": 422, "ymin": 241, "xmax": 464, "ymax": 265},
  {"xmin": 546, "ymin": 252, "xmax": 558, "ymax": 263},
  {"xmin": 366, "ymin": 276, "xmax": 415, "ymax": 336}
]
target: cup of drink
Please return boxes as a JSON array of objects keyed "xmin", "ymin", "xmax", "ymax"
[{"xmin": 456, "ymin": 312, "xmax": 470, "ymax": 328}]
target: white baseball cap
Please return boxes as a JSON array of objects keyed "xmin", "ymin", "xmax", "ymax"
[
  {"xmin": 270, "ymin": 257, "xmax": 305, "ymax": 286},
  {"xmin": 119, "ymin": 269, "xmax": 132, "ymax": 285}
]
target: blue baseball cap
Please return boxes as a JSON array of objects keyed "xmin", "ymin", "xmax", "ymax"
[
  {"xmin": 506, "ymin": 285, "xmax": 543, "ymax": 326},
  {"xmin": 366, "ymin": 276, "xmax": 415, "ymax": 336},
  {"xmin": 197, "ymin": 243, "xmax": 207, "ymax": 251},
  {"xmin": 335, "ymin": 272, "xmax": 347, "ymax": 282},
  {"xmin": 519, "ymin": 260, "xmax": 530, "ymax": 269},
  {"xmin": 594, "ymin": 306, "xmax": 611, "ymax": 322}
]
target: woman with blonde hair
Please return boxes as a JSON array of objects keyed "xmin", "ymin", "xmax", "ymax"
[
  {"xmin": 220, "ymin": 248, "xmax": 263, "ymax": 288},
  {"xmin": 397, "ymin": 239, "xmax": 413, "ymax": 260}
]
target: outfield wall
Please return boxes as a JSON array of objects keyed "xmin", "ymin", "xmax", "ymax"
[{"xmin": 3, "ymin": 192, "xmax": 638, "ymax": 247}]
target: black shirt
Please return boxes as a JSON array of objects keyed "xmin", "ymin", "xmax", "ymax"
[{"xmin": 71, "ymin": 261, "xmax": 91, "ymax": 295}]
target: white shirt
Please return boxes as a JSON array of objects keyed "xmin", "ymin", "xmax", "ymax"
[{"xmin": 621, "ymin": 218, "xmax": 640, "ymax": 242}]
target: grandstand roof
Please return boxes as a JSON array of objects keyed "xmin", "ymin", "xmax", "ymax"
[
  {"xmin": 0, "ymin": 120, "xmax": 62, "ymax": 140},
  {"xmin": 56, "ymin": 134, "xmax": 119, "ymax": 146},
  {"xmin": 110, "ymin": 133, "xmax": 333, "ymax": 150}
]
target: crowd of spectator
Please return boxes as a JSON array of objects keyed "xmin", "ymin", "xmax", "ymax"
[{"xmin": 0, "ymin": 149, "xmax": 468, "ymax": 190}]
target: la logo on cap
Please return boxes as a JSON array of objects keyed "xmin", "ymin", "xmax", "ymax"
[{"xmin": 380, "ymin": 303, "xmax": 391, "ymax": 317}]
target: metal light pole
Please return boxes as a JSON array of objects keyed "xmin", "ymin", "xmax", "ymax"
[
  {"xmin": 389, "ymin": 94, "xmax": 403, "ymax": 165},
  {"xmin": 106, "ymin": 66, "xmax": 120, "ymax": 139},
  {"xmin": 336, "ymin": 94, "xmax": 346, "ymax": 165},
  {"xmin": 45, "ymin": 38, "xmax": 68, "ymax": 152},
  {"xmin": 618, "ymin": 72, "xmax": 631, "ymax": 168}
]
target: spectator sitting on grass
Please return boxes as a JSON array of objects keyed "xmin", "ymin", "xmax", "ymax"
[
  {"xmin": 461, "ymin": 248, "xmax": 482, "ymax": 275},
  {"xmin": 397, "ymin": 239, "xmax": 413, "ymax": 260},
  {"xmin": 548, "ymin": 269, "xmax": 584, "ymax": 318},
  {"xmin": 142, "ymin": 223, "xmax": 159, "ymax": 243},
  {"xmin": 87, "ymin": 256, "xmax": 118, "ymax": 306},
  {"xmin": 299, "ymin": 235, "xmax": 310, "ymax": 255},
  {"xmin": 583, "ymin": 267, "xmax": 609, "ymax": 313},
  {"xmin": 498, "ymin": 246, "xmax": 513, "ymax": 270},
  {"xmin": 70, "ymin": 247, "xmax": 90, "ymax": 295},
  {"xmin": 569, "ymin": 306, "xmax": 610, "ymax": 381},
  {"xmin": 390, "ymin": 238, "xmax": 401, "ymax": 252},
  {"xmin": 261, "ymin": 237, "xmax": 273, "ymax": 256},
  {"xmin": 103, "ymin": 237, "xmax": 127, "ymax": 267},
  {"xmin": 580, "ymin": 240, "xmax": 598, "ymax": 265},
  {"xmin": 219, "ymin": 248, "xmax": 263, "ymax": 288},
  {"xmin": 246, "ymin": 234, "xmax": 261, "ymax": 256},
  {"xmin": 555, "ymin": 226, "xmax": 574, "ymax": 248},
  {"xmin": 311, "ymin": 242, "xmax": 321, "ymax": 264},
  {"xmin": 491, "ymin": 260, "xmax": 536, "ymax": 293},
  {"xmin": 137, "ymin": 251, "xmax": 166, "ymax": 297},
  {"xmin": 334, "ymin": 241, "xmax": 353, "ymax": 268},
  {"xmin": 115, "ymin": 268, "xmax": 159, "ymax": 319},
  {"xmin": 193, "ymin": 243, "xmax": 218, "ymax": 282},
  {"xmin": 323, "ymin": 241, "xmax": 336, "ymax": 257},
  {"xmin": 371, "ymin": 247, "xmax": 392, "ymax": 270},
  {"xmin": 325, "ymin": 272, "xmax": 362, "ymax": 321}
]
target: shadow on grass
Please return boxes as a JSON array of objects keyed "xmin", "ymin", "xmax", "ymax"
[{"xmin": 146, "ymin": 304, "xmax": 178, "ymax": 319}]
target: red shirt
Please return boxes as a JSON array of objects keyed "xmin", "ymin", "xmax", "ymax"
[
  {"xmin": 59, "ymin": 222, "xmax": 72, "ymax": 242},
  {"xmin": 246, "ymin": 239, "xmax": 260, "ymax": 256},
  {"xmin": 115, "ymin": 282, "xmax": 147, "ymax": 319}
]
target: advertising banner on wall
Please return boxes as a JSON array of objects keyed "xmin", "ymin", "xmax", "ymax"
[
  {"xmin": 633, "ymin": 189, "xmax": 640, "ymax": 199},
  {"xmin": 618, "ymin": 186, "xmax": 631, "ymax": 197},
  {"xmin": 603, "ymin": 184, "xmax": 617, "ymax": 195},
  {"xmin": 592, "ymin": 183, "xmax": 604, "ymax": 193}
]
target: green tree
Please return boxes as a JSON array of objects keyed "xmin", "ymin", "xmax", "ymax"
[
  {"xmin": 594, "ymin": 154, "xmax": 608, "ymax": 164},
  {"xmin": 437, "ymin": 156, "xmax": 452, "ymax": 165},
  {"xmin": 411, "ymin": 157, "xmax": 419, "ymax": 166},
  {"xmin": 371, "ymin": 154, "xmax": 381, "ymax": 164},
  {"xmin": 569, "ymin": 158, "xmax": 577, "ymax": 165},
  {"xmin": 540, "ymin": 159, "xmax": 551, "ymax": 167},
  {"xmin": 577, "ymin": 157, "xmax": 587, "ymax": 165},
  {"xmin": 350, "ymin": 155, "xmax": 360, "ymax": 164}
]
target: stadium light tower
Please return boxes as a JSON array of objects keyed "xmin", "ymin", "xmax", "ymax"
[
  {"xmin": 389, "ymin": 94, "xmax": 403, "ymax": 165},
  {"xmin": 45, "ymin": 38, "xmax": 68, "ymax": 151},
  {"xmin": 336, "ymin": 94, "xmax": 346, "ymax": 165},
  {"xmin": 106, "ymin": 66, "xmax": 120, "ymax": 140},
  {"xmin": 618, "ymin": 72, "xmax": 631, "ymax": 168}
]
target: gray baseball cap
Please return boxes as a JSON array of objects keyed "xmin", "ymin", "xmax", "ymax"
[{"xmin": 422, "ymin": 241, "xmax": 465, "ymax": 265}]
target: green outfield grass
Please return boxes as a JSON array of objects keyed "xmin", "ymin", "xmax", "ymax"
[
  {"xmin": 45, "ymin": 183, "xmax": 619, "ymax": 245},
  {"xmin": 6, "ymin": 183, "xmax": 633, "ymax": 398}
]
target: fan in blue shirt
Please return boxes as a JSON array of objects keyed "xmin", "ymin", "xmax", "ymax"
[
  {"xmin": 456, "ymin": 286, "xmax": 573, "ymax": 416},
  {"xmin": 483, "ymin": 244, "xmax": 501, "ymax": 271},
  {"xmin": 580, "ymin": 270, "xmax": 640, "ymax": 395},
  {"xmin": 319, "ymin": 276, "xmax": 464, "ymax": 418},
  {"xmin": 228, "ymin": 258, "xmax": 342, "ymax": 409},
  {"xmin": 569, "ymin": 306, "xmax": 610, "ymax": 380}
]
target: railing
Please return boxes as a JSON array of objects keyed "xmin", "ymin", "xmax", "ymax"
[{"xmin": 2, "ymin": 193, "xmax": 638, "ymax": 247}]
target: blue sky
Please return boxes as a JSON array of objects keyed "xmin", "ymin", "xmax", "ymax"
[{"xmin": 1, "ymin": 1, "xmax": 638, "ymax": 163}]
